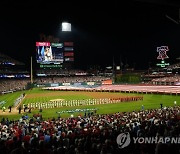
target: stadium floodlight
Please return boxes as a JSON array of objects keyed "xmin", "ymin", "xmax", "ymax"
[
  {"xmin": 116, "ymin": 66, "xmax": 120, "ymax": 70},
  {"xmin": 62, "ymin": 22, "xmax": 71, "ymax": 32}
]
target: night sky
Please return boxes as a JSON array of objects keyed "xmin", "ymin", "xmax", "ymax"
[{"xmin": 0, "ymin": 1, "xmax": 180, "ymax": 70}]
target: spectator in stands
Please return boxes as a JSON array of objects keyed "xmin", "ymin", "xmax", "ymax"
[
  {"xmin": 23, "ymin": 114, "xmax": 29, "ymax": 120},
  {"xmin": 0, "ymin": 105, "xmax": 180, "ymax": 153}
]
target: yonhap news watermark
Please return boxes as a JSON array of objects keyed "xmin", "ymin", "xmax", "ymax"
[{"xmin": 116, "ymin": 132, "xmax": 180, "ymax": 149}]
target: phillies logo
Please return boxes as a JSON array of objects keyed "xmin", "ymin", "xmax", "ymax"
[{"xmin": 157, "ymin": 46, "xmax": 169, "ymax": 60}]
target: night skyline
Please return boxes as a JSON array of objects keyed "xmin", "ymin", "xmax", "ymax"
[{"xmin": 0, "ymin": 1, "xmax": 180, "ymax": 70}]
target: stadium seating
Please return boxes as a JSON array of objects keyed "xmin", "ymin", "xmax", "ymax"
[
  {"xmin": 151, "ymin": 75, "xmax": 180, "ymax": 85},
  {"xmin": 0, "ymin": 106, "xmax": 180, "ymax": 153},
  {"xmin": 0, "ymin": 79, "xmax": 30, "ymax": 93}
]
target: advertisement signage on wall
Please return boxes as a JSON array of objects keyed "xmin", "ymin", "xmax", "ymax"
[
  {"xmin": 102, "ymin": 79, "xmax": 112, "ymax": 85},
  {"xmin": 87, "ymin": 82, "xmax": 95, "ymax": 86}
]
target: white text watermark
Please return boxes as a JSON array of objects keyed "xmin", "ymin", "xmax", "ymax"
[{"xmin": 117, "ymin": 132, "xmax": 180, "ymax": 149}]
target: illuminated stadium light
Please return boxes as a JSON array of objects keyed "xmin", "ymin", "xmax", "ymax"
[
  {"xmin": 116, "ymin": 66, "xmax": 120, "ymax": 70},
  {"xmin": 62, "ymin": 22, "xmax": 71, "ymax": 32}
]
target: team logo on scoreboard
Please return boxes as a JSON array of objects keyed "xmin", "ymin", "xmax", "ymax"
[{"xmin": 157, "ymin": 46, "xmax": 169, "ymax": 60}]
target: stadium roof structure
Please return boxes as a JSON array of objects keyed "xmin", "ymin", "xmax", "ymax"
[{"xmin": 0, "ymin": 52, "xmax": 25, "ymax": 65}]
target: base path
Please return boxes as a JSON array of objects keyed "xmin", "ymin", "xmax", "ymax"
[{"xmin": 0, "ymin": 107, "xmax": 20, "ymax": 115}]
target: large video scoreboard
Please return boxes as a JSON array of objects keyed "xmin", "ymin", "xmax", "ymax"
[
  {"xmin": 36, "ymin": 41, "xmax": 74, "ymax": 69},
  {"xmin": 36, "ymin": 42, "xmax": 64, "ymax": 64}
]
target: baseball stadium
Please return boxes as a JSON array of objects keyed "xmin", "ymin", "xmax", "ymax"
[
  {"xmin": 1, "ymin": 1, "xmax": 180, "ymax": 153},
  {"xmin": 0, "ymin": 49, "xmax": 180, "ymax": 119},
  {"xmin": 1, "ymin": 41, "xmax": 180, "ymax": 154},
  {"xmin": 0, "ymin": 49, "xmax": 180, "ymax": 153}
]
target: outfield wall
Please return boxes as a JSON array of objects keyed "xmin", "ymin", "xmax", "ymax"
[{"xmin": 34, "ymin": 80, "xmax": 112, "ymax": 88}]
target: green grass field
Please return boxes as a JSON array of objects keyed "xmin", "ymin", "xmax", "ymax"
[{"xmin": 0, "ymin": 88, "xmax": 180, "ymax": 120}]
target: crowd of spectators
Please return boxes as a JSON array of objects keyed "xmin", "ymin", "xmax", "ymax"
[
  {"xmin": 0, "ymin": 52, "xmax": 24, "ymax": 65},
  {"xmin": 0, "ymin": 79, "xmax": 30, "ymax": 94},
  {"xmin": 36, "ymin": 69, "xmax": 88, "ymax": 76},
  {"xmin": 167, "ymin": 62, "xmax": 180, "ymax": 69},
  {"xmin": 0, "ymin": 106, "xmax": 180, "ymax": 153},
  {"xmin": 0, "ymin": 75, "xmax": 112, "ymax": 94},
  {"xmin": 0, "ymin": 69, "xmax": 29, "ymax": 74},
  {"xmin": 34, "ymin": 76, "xmax": 111, "ymax": 85},
  {"xmin": 151, "ymin": 75, "xmax": 180, "ymax": 85}
]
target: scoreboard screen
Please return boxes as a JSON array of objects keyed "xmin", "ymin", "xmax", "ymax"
[{"xmin": 36, "ymin": 42, "xmax": 64, "ymax": 64}]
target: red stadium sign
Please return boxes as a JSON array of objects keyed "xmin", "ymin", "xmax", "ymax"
[
  {"xmin": 64, "ymin": 42, "xmax": 74, "ymax": 46},
  {"xmin": 64, "ymin": 52, "xmax": 74, "ymax": 57},
  {"xmin": 36, "ymin": 42, "xmax": 50, "ymax": 46}
]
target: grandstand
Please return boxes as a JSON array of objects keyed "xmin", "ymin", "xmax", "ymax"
[
  {"xmin": 0, "ymin": 106, "xmax": 180, "ymax": 153},
  {"xmin": 141, "ymin": 62, "xmax": 180, "ymax": 84},
  {"xmin": 167, "ymin": 62, "xmax": 180, "ymax": 70},
  {"xmin": 0, "ymin": 52, "xmax": 24, "ymax": 65},
  {"xmin": 0, "ymin": 52, "xmax": 30, "ymax": 76},
  {"xmin": 0, "ymin": 45, "xmax": 179, "ymax": 154},
  {"xmin": 151, "ymin": 75, "xmax": 180, "ymax": 86},
  {"xmin": 150, "ymin": 62, "xmax": 180, "ymax": 85},
  {"xmin": 0, "ymin": 52, "xmax": 30, "ymax": 94}
]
